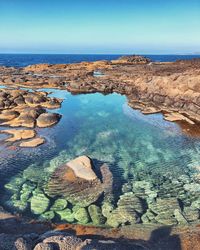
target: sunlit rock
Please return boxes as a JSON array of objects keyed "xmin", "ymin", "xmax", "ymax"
[{"xmin": 46, "ymin": 156, "xmax": 113, "ymax": 207}]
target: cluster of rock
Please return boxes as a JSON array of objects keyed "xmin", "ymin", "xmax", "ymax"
[
  {"xmin": 1, "ymin": 207, "xmax": 200, "ymax": 250},
  {"xmin": 3, "ymin": 155, "xmax": 200, "ymax": 229},
  {"xmin": 3, "ymin": 156, "xmax": 113, "ymax": 227},
  {"xmin": 116, "ymin": 55, "xmax": 151, "ymax": 64},
  {"xmin": 0, "ymin": 88, "xmax": 62, "ymax": 147},
  {"xmin": 1, "ymin": 56, "xmax": 199, "ymax": 126},
  {"xmin": 0, "ymin": 220, "xmax": 137, "ymax": 250}
]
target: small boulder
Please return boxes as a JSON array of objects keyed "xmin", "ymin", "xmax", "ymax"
[{"xmin": 37, "ymin": 113, "xmax": 61, "ymax": 128}]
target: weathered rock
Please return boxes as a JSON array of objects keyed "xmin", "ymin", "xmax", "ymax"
[
  {"xmin": 88, "ymin": 204, "xmax": 105, "ymax": 225},
  {"xmin": 19, "ymin": 137, "xmax": 45, "ymax": 147},
  {"xmin": 50, "ymin": 198, "xmax": 68, "ymax": 211},
  {"xmin": 56, "ymin": 209, "xmax": 75, "ymax": 222},
  {"xmin": 149, "ymin": 198, "xmax": 181, "ymax": 225},
  {"xmin": 40, "ymin": 211, "xmax": 55, "ymax": 221},
  {"xmin": 106, "ymin": 192, "xmax": 144, "ymax": 227},
  {"xmin": 0, "ymin": 110, "xmax": 19, "ymax": 120},
  {"xmin": 30, "ymin": 188, "xmax": 50, "ymax": 215},
  {"xmin": 37, "ymin": 113, "xmax": 61, "ymax": 128},
  {"xmin": 1, "ymin": 129, "xmax": 36, "ymax": 142},
  {"xmin": 74, "ymin": 207, "xmax": 90, "ymax": 224},
  {"xmin": 46, "ymin": 156, "xmax": 113, "ymax": 207}
]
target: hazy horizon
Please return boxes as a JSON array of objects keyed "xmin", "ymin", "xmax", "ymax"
[{"xmin": 1, "ymin": 0, "xmax": 200, "ymax": 54}]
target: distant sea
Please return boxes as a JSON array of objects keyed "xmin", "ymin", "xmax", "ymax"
[{"xmin": 0, "ymin": 54, "xmax": 200, "ymax": 67}]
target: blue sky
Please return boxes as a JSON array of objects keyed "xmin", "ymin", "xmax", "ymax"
[{"xmin": 0, "ymin": 0, "xmax": 200, "ymax": 54}]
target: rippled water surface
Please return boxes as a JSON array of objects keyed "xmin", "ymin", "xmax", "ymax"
[{"xmin": 0, "ymin": 88, "xmax": 200, "ymax": 227}]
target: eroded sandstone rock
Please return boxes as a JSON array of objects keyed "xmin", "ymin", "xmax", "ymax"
[{"xmin": 46, "ymin": 156, "xmax": 113, "ymax": 207}]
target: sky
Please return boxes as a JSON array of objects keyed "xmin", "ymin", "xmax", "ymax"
[{"xmin": 0, "ymin": 0, "xmax": 200, "ymax": 54}]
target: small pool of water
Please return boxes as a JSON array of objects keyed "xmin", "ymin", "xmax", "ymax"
[{"xmin": 0, "ymin": 88, "xmax": 200, "ymax": 227}]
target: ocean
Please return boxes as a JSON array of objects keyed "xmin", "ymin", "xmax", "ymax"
[{"xmin": 0, "ymin": 54, "xmax": 200, "ymax": 67}]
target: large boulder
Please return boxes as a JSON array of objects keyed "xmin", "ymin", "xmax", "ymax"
[{"xmin": 46, "ymin": 156, "xmax": 113, "ymax": 207}]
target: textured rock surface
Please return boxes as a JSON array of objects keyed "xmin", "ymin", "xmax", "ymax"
[
  {"xmin": 19, "ymin": 137, "xmax": 45, "ymax": 147},
  {"xmin": 1, "ymin": 56, "xmax": 199, "ymax": 125},
  {"xmin": 0, "ymin": 88, "xmax": 62, "ymax": 147},
  {"xmin": 37, "ymin": 113, "xmax": 61, "ymax": 128},
  {"xmin": 47, "ymin": 156, "xmax": 113, "ymax": 207}
]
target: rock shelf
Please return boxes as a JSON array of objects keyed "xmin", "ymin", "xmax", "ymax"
[{"xmin": 0, "ymin": 55, "xmax": 199, "ymax": 126}]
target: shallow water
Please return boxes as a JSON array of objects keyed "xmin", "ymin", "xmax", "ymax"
[{"xmin": 0, "ymin": 88, "xmax": 200, "ymax": 227}]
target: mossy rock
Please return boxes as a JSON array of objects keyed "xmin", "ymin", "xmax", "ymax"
[
  {"xmin": 101, "ymin": 202, "xmax": 114, "ymax": 218},
  {"xmin": 40, "ymin": 211, "xmax": 55, "ymax": 221},
  {"xmin": 50, "ymin": 198, "xmax": 68, "ymax": 211},
  {"xmin": 4, "ymin": 177, "xmax": 25, "ymax": 193},
  {"xmin": 74, "ymin": 207, "xmax": 90, "ymax": 224},
  {"xmin": 23, "ymin": 164, "xmax": 49, "ymax": 184},
  {"xmin": 56, "ymin": 209, "xmax": 75, "ymax": 222},
  {"xmin": 88, "ymin": 205, "xmax": 105, "ymax": 225},
  {"xmin": 30, "ymin": 188, "xmax": 50, "ymax": 215},
  {"xmin": 12, "ymin": 199, "xmax": 28, "ymax": 212}
]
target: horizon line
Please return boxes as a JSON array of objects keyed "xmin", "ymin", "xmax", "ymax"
[{"xmin": 0, "ymin": 52, "xmax": 200, "ymax": 56}]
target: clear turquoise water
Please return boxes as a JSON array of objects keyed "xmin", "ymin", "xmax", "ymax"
[{"xmin": 0, "ymin": 88, "xmax": 200, "ymax": 226}]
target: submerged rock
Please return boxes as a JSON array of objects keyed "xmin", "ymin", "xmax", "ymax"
[
  {"xmin": 106, "ymin": 192, "xmax": 144, "ymax": 227},
  {"xmin": 56, "ymin": 209, "xmax": 75, "ymax": 222},
  {"xmin": 46, "ymin": 156, "xmax": 113, "ymax": 207},
  {"xmin": 148, "ymin": 198, "xmax": 181, "ymax": 225},
  {"xmin": 74, "ymin": 207, "xmax": 90, "ymax": 224},
  {"xmin": 50, "ymin": 198, "xmax": 68, "ymax": 211},
  {"xmin": 88, "ymin": 204, "xmax": 106, "ymax": 225},
  {"xmin": 30, "ymin": 188, "xmax": 50, "ymax": 215}
]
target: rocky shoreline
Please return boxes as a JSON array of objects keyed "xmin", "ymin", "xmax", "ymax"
[
  {"xmin": 1, "ymin": 205, "xmax": 200, "ymax": 249},
  {"xmin": 0, "ymin": 55, "xmax": 200, "ymax": 147},
  {"xmin": 0, "ymin": 88, "xmax": 62, "ymax": 147},
  {"xmin": 0, "ymin": 55, "xmax": 200, "ymax": 126},
  {"xmin": 0, "ymin": 56, "xmax": 200, "ymax": 249}
]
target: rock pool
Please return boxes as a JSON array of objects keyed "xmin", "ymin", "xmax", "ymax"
[{"xmin": 0, "ymin": 88, "xmax": 200, "ymax": 227}]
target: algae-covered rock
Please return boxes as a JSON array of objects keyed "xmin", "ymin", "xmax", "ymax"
[
  {"xmin": 155, "ymin": 212, "xmax": 177, "ymax": 225},
  {"xmin": 12, "ymin": 199, "xmax": 28, "ymax": 212},
  {"xmin": 141, "ymin": 209, "xmax": 156, "ymax": 224},
  {"xmin": 56, "ymin": 209, "xmax": 75, "ymax": 222},
  {"xmin": 30, "ymin": 188, "xmax": 50, "ymax": 215},
  {"xmin": 101, "ymin": 202, "xmax": 114, "ymax": 218},
  {"xmin": 183, "ymin": 207, "xmax": 200, "ymax": 222},
  {"xmin": 117, "ymin": 192, "xmax": 146, "ymax": 214},
  {"xmin": 174, "ymin": 209, "xmax": 188, "ymax": 224},
  {"xmin": 88, "ymin": 205, "xmax": 105, "ymax": 225},
  {"xmin": 106, "ymin": 193, "xmax": 142, "ymax": 227},
  {"xmin": 74, "ymin": 207, "xmax": 90, "ymax": 224},
  {"xmin": 50, "ymin": 199, "xmax": 68, "ymax": 211},
  {"xmin": 149, "ymin": 198, "xmax": 180, "ymax": 215},
  {"xmin": 4, "ymin": 177, "xmax": 25, "ymax": 193},
  {"xmin": 191, "ymin": 198, "xmax": 200, "ymax": 210},
  {"xmin": 20, "ymin": 182, "xmax": 36, "ymax": 202},
  {"xmin": 23, "ymin": 164, "xmax": 48, "ymax": 184},
  {"xmin": 40, "ymin": 211, "xmax": 55, "ymax": 221}
]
